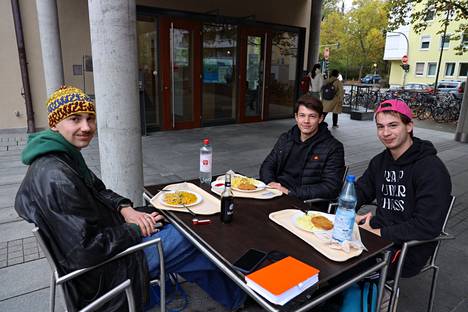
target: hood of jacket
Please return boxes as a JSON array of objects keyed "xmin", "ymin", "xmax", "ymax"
[
  {"xmin": 21, "ymin": 129, "xmax": 92, "ymax": 184},
  {"xmin": 386, "ymin": 137, "xmax": 437, "ymax": 166}
]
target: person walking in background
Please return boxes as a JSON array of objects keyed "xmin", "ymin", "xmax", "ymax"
[
  {"xmin": 322, "ymin": 69, "xmax": 344, "ymax": 128},
  {"xmin": 308, "ymin": 63, "xmax": 324, "ymax": 99}
]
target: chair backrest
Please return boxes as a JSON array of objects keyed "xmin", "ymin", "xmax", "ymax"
[
  {"xmin": 33, "ymin": 227, "xmax": 60, "ymax": 280},
  {"xmin": 342, "ymin": 165, "xmax": 350, "ymax": 183},
  {"xmin": 441, "ymin": 195, "xmax": 456, "ymax": 234}
]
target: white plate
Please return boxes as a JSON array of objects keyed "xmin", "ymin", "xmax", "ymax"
[
  {"xmin": 292, "ymin": 211, "xmax": 334, "ymax": 233},
  {"xmin": 232, "ymin": 176, "xmax": 266, "ymax": 193},
  {"xmin": 159, "ymin": 190, "xmax": 202, "ymax": 208},
  {"xmin": 214, "ymin": 175, "xmax": 266, "ymax": 193}
]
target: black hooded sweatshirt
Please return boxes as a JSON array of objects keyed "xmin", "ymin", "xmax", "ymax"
[{"xmin": 356, "ymin": 137, "xmax": 452, "ymax": 277}]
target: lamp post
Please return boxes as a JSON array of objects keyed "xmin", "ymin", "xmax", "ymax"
[{"xmin": 387, "ymin": 31, "xmax": 409, "ymax": 87}]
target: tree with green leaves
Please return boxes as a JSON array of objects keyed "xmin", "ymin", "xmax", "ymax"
[
  {"xmin": 320, "ymin": 0, "xmax": 388, "ymax": 80},
  {"xmin": 387, "ymin": 0, "xmax": 468, "ymax": 54}
]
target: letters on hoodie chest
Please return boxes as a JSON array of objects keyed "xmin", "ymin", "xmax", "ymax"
[{"xmin": 376, "ymin": 165, "xmax": 414, "ymax": 213}]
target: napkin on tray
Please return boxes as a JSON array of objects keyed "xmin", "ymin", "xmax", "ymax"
[{"xmin": 312, "ymin": 223, "xmax": 367, "ymax": 253}]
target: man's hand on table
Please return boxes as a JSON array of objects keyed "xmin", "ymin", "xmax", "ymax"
[
  {"xmin": 120, "ymin": 206, "xmax": 165, "ymax": 237},
  {"xmin": 356, "ymin": 212, "xmax": 381, "ymax": 237},
  {"xmin": 267, "ymin": 182, "xmax": 289, "ymax": 195}
]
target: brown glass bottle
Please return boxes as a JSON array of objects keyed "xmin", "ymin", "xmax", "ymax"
[{"xmin": 220, "ymin": 173, "xmax": 234, "ymax": 223}]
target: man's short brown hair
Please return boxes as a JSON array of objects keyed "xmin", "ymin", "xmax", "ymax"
[{"xmin": 294, "ymin": 94, "xmax": 323, "ymax": 116}]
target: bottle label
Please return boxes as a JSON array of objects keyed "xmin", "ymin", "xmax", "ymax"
[
  {"xmin": 332, "ymin": 209, "xmax": 355, "ymax": 242},
  {"xmin": 200, "ymin": 154, "xmax": 212, "ymax": 172}
]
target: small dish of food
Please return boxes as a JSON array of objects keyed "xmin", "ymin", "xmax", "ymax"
[
  {"xmin": 292, "ymin": 211, "xmax": 334, "ymax": 232},
  {"xmin": 159, "ymin": 190, "xmax": 202, "ymax": 208},
  {"xmin": 231, "ymin": 176, "xmax": 266, "ymax": 192}
]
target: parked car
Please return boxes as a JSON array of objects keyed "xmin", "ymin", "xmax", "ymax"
[
  {"xmin": 403, "ymin": 83, "xmax": 434, "ymax": 93},
  {"xmin": 360, "ymin": 74, "xmax": 382, "ymax": 84},
  {"xmin": 436, "ymin": 80, "xmax": 465, "ymax": 98}
]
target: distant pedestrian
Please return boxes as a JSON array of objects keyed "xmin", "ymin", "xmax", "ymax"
[
  {"xmin": 308, "ymin": 63, "xmax": 324, "ymax": 99},
  {"xmin": 322, "ymin": 69, "xmax": 344, "ymax": 128}
]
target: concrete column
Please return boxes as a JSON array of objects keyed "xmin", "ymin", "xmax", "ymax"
[
  {"xmin": 35, "ymin": 0, "xmax": 64, "ymax": 96},
  {"xmin": 88, "ymin": 0, "xmax": 144, "ymax": 205},
  {"xmin": 307, "ymin": 0, "xmax": 323, "ymax": 70},
  {"xmin": 455, "ymin": 77, "xmax": 468, "ymax": 143}
]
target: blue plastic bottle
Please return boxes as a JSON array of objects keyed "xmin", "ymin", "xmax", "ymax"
[{"xmin": 332, "ymin": 175, "xmax": 357, "ymax": 242}]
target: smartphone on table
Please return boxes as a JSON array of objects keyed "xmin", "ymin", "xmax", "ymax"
[{"xmin": 232, "ymin": 249, "xmax": 268, "ymax": 274}]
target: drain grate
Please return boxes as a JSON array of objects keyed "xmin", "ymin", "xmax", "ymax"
[{"xmin": 0, "ymin": 236, "xmax": 44, "ymax": 268}]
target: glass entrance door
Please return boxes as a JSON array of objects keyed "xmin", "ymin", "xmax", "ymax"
[
  {"xmin": 160, "ymin": 18, "xmax": 201, "ymax": 129},
  {"xmin": 239, "ymin": 28, "xmax": 271, "ymax": 122}
]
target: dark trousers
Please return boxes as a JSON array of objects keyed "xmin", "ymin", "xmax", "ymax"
[{"xmin": 323, "ymin": 112, "xmax": 339, "ymax": 126}]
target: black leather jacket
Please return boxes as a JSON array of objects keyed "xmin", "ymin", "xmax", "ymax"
[
  {"xmin": 15, "ymin": 153, "xmax": 148, "ymax": 311},
  {"xmin": 260, "ymin": 124, "xmax": 345, "ymax": 200}
]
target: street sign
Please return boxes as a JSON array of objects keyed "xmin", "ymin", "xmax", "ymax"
[
  {"xmin": 402, "ymin": 55, "xmax": 408, "ymax": 64},
  {"xmin": 324, "ymin": 47, "xmax": 330, "ymax": 60}
]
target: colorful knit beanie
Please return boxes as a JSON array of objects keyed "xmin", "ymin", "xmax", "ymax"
[{"xmin": 47, "ymin": 85, "xmax": 95, "ymax": 127}]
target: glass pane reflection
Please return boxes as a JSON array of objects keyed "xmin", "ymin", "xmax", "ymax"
[
  {"xmin": 202, "ymin": 24, "xmax": 237, "ymax": 123},
  {"xmin": 137, "ymin": 18, "xmax": 160, "ymax": 129},
  {"xmin": 245, "ymin": 36, "xmax": 263, "ymax": 117},
  {"xmin": 172, "ymin": 28, "xmax": 193, "ymax": 122},
  {"xmin": 268, "ymin": 32, "xmax": 298, "ymax": 118}
]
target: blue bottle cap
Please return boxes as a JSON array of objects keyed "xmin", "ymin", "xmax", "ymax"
[{"xmin": 346, "ymin": 175, "xmax": 355, "ymax": 182}]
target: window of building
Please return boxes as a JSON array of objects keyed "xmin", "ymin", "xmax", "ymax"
[
  {"xmin": 415, "ymin": 62, "xmax": 425, "ymax": 76},
  {"xmin": 445, "ymin": 63, "xmax": 455, "ymax": 77},
  {"xmin": 424, "ymin": 9, "xmax": 435, "ymax": 21},
  {"xmin": 427, "ymin": 62, "xmax": 437, "ymax": 76},
  {"xmin": 459, "ymin": 63, "xmax": 468, "ymax": 77},
  {"xmin": 463, "ymin": 33, "xmax": 468, "ymax": 49},
  {"xmin": 440, "ymin": 34, "xmax": 451, "ymax": 49},
  {"xmin": 420, "ymin": 36, "xmax": 431, "ymax": 49}
]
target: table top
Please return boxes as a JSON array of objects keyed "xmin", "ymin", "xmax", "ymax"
[{"xmin": 144, "ymin": 179, "xmax": 393, "ymax": 310}]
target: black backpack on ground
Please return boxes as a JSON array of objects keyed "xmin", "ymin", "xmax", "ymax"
[{"xmin": 321, "ymin": 80, "xmax": 337, "ymax": 100}]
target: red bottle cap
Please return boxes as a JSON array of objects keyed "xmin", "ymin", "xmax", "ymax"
[{"xmin": 203, "ymin": 138, "xmax": 209, "ymax": 145}]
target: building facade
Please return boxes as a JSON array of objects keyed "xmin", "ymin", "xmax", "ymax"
[
  {"xmin": 384, "ymin": 5, "xmax": 467, "ymax": 88},
  {"xmin": 1, "ymin": 0, "xmax": 318, "ymax": 133}
]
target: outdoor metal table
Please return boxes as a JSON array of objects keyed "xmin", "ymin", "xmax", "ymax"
[{"xmin": 143, "ymin": 180, "xmax": 393, "ymax": 312}]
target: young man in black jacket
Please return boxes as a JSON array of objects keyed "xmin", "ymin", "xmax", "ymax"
[
  {"xmin": 15, "ymin": 86, "xmax": 245, "ymax": 311},
  {"xmin": 259, "ymin": 95, "xmax": 345, "ymax": 202},
  {"xmin": 355, "ymin": 99, "xmax": 452, "ymax": 278}
]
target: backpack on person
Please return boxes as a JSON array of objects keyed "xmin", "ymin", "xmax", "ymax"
[{"xmin": 321, "ymin": 80, "xmax": 337, "ymax": 100}]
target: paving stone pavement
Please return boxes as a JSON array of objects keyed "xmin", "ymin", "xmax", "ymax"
[{"xmin": 0, "ymin": 114, "xmax": 466, "ymax": 311}]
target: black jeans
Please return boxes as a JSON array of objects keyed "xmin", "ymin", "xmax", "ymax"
[{"xmin": 323, "ymin": 112, "xmax": 339, "ymax": 126}]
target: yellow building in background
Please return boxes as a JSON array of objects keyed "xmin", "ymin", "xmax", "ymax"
[{"xmin": 384, "ymin": 5, "xmax": 467, "ymax": 88}]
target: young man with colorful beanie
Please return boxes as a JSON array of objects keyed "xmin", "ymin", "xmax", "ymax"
[
  {"xmin": 355, "ymin": 99, "xmax": 452, "ymax": 278},
  {"xmin": 15, "ymin": 86, "xmax": 245, "ymax": 311}
]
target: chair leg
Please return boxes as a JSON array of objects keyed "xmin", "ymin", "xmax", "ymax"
[
  {"xmin": 388, "ymin": 286, "xmax": 399, "ymax": 312},
  {"xmin": 427, "ymin": 267, "xmax": 439, "ymax": 312},
  {"xmin": 50, "ymin": 274, "xmax": 56, "ymax": 312}
]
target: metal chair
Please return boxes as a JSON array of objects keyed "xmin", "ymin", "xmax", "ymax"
[
  {"xmin": 385, "ymin": 195, "xmax": 456, "ymax": 312},
  {"xmin": 303, "ymin": 165, "xmax": 349, "ymax": 213},
  {"xmin": 33, "ymin": 227, "xmax": 166, "ymax": 312}
]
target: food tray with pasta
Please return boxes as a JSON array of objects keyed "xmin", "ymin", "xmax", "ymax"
[{"xmin": 150, "ymin": 182, "xmax": 220, "ymax": 215}]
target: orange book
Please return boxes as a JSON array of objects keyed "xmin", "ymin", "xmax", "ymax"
[{"xmin": 245, "ymin": 256, "xmax": 320, "ymax": 305}]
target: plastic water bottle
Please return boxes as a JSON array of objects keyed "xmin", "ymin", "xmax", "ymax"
[
  {"xmin": 332, "ymin": 175, "xmax": 357, "ymax": 242},
  {"xmin": 199, "ymin": 138, "xmax": 212, "ymax": 184}
]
